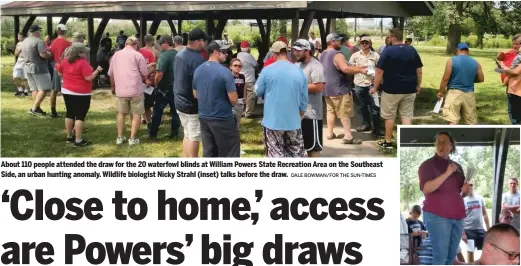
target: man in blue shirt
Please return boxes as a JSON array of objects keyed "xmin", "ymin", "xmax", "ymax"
[
  {"xmin": 193, "ymin": 40, "xmax": 240, "ymax": 157},
  {"xmin": 371, "ymin": 28, "xmax": 423, "ymax": 149},
  {"xmin": 173, "ymin": 28, "xmax": 208, "ymax": 157},
  {"xmin": 437, "ymin": 43, "xmax": 484, "ymax": 125},
  {"xmin": 255, "ymin": 41, "xmax": 309, "ymax": 157}
]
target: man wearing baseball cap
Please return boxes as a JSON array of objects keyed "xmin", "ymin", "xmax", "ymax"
[
  {"xmin": 173, "ymin": 35, "xmax": 185, "ymax": 51},
  {"xmin": 255, "ymin": 41, "xmax": 308, "ymax": 157},
  {"xmin": 349, "ymin": 35, "xmax": 382, "ymax": 138},
  {"xmin": 21, "ymin": 24, "xmax": 53, "ymax": 116},
  {"xmin": 437, "ymin": 42, "xmax": 484, "ymax": 125},
  {"xmin": 148, "ymin": 35, "xmax": 181, "ymax": 141},
  {"xmin": 173, "ymin": 28, "xmax": 208, "ymax": 157},
  {"xmin": 293, "ymin": 39, "xmax": 326, "ymax": 157},
  {"xmin": 193, "ymin": 40, "xmax": 240, "ymax": 157},
  {"xmin": 320, "ymin": 32, "xmax": 366, "ymax": 145},
  {"xmin": 371, "ymin": 29, "xmax": 423, "ymax": 149},
  {"xmin": 49, "ymin": 23, "xmax": 72, "ymax": 118},
  {"xmin": 237, "ymin": 40, "xmax": 258, "ymax": 118}
]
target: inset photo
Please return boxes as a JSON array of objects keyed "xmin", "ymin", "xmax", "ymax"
[{"xmin": 398, "ymin": 126, "xmax": 520, "ymax": 265}]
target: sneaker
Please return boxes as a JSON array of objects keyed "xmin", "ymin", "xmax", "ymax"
[
  {"xmin": 128, "ymin": 138, "xmax": 140, "ymax": 145},
  {"xmin": 356, "ymin": 125, "xmax": 371, "ymax": 132},
  {"xmin": 116, "ymin": 136, "xmax": 127, "ymax": 145},
  {"xmin": 379, "ymin": 141, "xmax": 394, "ymax": 149},
  {"xmin": 73, "ymin": 140, "xmax": 91, "ymax": 147},
  {"xmin": 35, "ymin": 107, "xmax": 47, "ymax": 116},
  {"xmin": 14, "ymin": 91, "xmax": 24, "ymax": 97},
  {"xmin": 28, "ymin": 108, "xmax": 46, "ymax": 116},
  {"xmin": 66, "ymin": 136, "xmax": 74, "ymax": 143},
  {"xmin": 23, "ymin": 92, "xmax": 29, "ymax": 97},
  {"xmin": 51, "ymin": 112, "xmax": 59, "ymax": 118}
]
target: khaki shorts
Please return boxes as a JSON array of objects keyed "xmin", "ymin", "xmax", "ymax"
[
  {"xmin": 325, "ymin": 94, "xmax": 354, "ymax": 119},
  {"xmin": 26, "ymin": 72, "xmax": 52, "ymax": 92},
  {"xmin": 443, "ymin": 89, "xmax": 477, "ymax": 125},
  {"xmin": 177, "ymin": 111, "xmax": 201, "ymax": 142},
  {"xmin": 116, "ymin": 95, "xmax": 145, "ymax": 115},
  {"xmin": 380, "ymin": 92, "xmax": 416, "ymax": 120}
]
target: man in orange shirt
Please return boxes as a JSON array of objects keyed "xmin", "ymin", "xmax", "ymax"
[{"xmin": 497, "ymin": 34, "xmax": 521, "ymax": 124}]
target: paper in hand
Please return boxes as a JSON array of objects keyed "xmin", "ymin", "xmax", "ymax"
[
  {"xmin": 433, "ymin": 97, "xmax": 443, "ymax": 113},
  {"xmin": 372, "ymin": 91, "xmax": 380, "ymax": 107},
  {"xmin": 366, "ymin": 66, "xmax": 376, "ymax": 76},
  {"xmin": 144, "ymin": 86, "xmax": 154, "ymax": 95}
]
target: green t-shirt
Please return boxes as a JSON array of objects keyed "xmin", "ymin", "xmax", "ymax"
[
  {"xmin": 157, "ymin": 49, "xmax": 178, "ymax": 92},
  {"xmin": 340, "ymin": 45, "xmax": 352, "ymax": 63}
]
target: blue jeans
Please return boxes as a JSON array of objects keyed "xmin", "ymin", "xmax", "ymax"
[
  {"xmin": 507, "ymin": 93, "xmax": 520, "ymax": 124},
  {"xmin": 149, "ymin": 90, "xmax": 180, "ymax": 138},
  {"xmin": 423, "ymin": 211, "xmax": 463, "ymax": 265},
  {"xmin": 353, "ymin": 85, "xmax": 381, "ymax": 133}
]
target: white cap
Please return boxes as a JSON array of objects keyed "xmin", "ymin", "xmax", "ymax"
[{"xmin": 57, "ymin": 24, "xmax": 67, "ymax": 31}]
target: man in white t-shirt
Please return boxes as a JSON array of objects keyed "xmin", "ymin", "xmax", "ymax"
[
  {"xmin": 237, "ymin": 41, "xmax": 258, "ymax": 118},
  {"xmin": 502, "ymin": 177, "xmax": 520, "ymax": 231},
  {"xmin": 462, "ymin": 182, "xmax": 490, "ymax": 251}
]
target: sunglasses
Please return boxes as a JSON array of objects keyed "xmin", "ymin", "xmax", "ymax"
[
  {"xmin": 490, "ymin": 243, "xmax": 520, "ymax": 260},
  {"xmin": 361, "ymin": 42, "xmax": 370, "ymax": 45},
  {"xmin": 232, "ymin": 64, "xmax": 242, "ymax": 68},
  {"xmin": 503, "ymin": 216, "xmax": 514, "ymax": 220}
]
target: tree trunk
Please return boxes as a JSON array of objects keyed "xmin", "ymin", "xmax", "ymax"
[
  {"xmin": 446, "ymin": 23, "xmax": 461, "ymax": 55},
  {"xmin": 477, "ymin": 30, "xmax": 484, "ymax": 50}
]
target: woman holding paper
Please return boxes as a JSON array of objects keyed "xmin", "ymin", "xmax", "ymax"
[{"xmin": 418, "ymin": 132, "xmax": 471, "ymax": 265}]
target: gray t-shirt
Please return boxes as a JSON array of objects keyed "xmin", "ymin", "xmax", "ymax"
[
  {"xmin": 463, "ymin": 195, "xmax": 485, "ymax": 230},
  {"xmin": 502, "ymin": 191, "xmax": 520, "ymax": 231},
  {"xmin": 295, "ymin": 57, "xmax": 325, "ymax": 120},
  {"xmin": 21, "ymin": 36, "xmax": 48, "ymax": 74}
]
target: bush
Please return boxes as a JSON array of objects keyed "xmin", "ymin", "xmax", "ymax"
[
  {"xmin": 1, "ymin": 37, "xmax": 15, "ymax": 55},
  {"xmin": 428, "ymin": 35, "xmax": 447, "ymax": 46},
  {"xmin": 484, "ymin": 198, "xmax": 492, "ymax": 209}
]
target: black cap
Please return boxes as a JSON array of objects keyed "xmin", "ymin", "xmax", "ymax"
[
  {"xmin": 188, "ymin": 28, "xmax": 209, "ymax": 41},
  {"xmin": 158, "ymin": 35, "xmax": 174, "ymax": 46},
  {"xmin": 29, "ymin": 25, "xmax": 42, "ymax": 32},
  {"xmin": 207, "ymin": 40, "xmax": 231, "ymax": 54}
]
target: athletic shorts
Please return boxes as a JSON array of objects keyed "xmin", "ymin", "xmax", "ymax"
[
  {"xmin": 464, "ymin": 229, "xmax": 486, "ymax": 250},
  {"xmin": 52, "ymin": 69, "xmax": 62, "ymax": 91},
  {"xmin": 26, "ymin": 72, "xmax": 52, "ymax": 92},
  {"xmin": 13, "ymin": 68, "xmax": 24, "ymax": 79},
  {"xmin": 177, "ymin": 110, "xmax": 201, "ymax": 142},
  {"xmin": 302, "ymin": 119, "xmax": 323, "ymax": 152}
]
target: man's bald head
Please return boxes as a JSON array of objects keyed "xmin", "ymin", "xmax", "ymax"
[{"xmin": 481, "ymin": 223, "xmax": 520, "ymax": 265}]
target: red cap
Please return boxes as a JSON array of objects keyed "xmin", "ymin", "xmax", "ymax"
[
  {"xmin": 277, "ymin": 36, "xmax": 287, "ymax": 44},
  {"xmin": 240, "ymin": 41, "xmax": 249, "ymax": 48}
]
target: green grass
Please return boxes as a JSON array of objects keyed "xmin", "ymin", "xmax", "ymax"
[
  {"xmin": 0, "ymin": 56, "xmax": 264, "ymax": 157},
  {"xmin": 0, "ymin": 45, "xmax": 510, "ymax": 157}
]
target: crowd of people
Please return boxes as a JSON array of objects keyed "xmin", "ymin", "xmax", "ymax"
[
  {"xmin": 399, "ymin": 131, "xmax": 520, "ymax": 265},
  {"xmin": 10, "ymin": 22, "xmax": 521, "ymax": 156}
]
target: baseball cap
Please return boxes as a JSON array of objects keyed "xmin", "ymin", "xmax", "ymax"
[
  {"xmin": 173, "ymin": 35, "xmax": 183, "ymax": 44},
  {"xmin": 29, "ymin": 25, "xmax": 42, "ymax": 32},
  {"xmin": 207, "ymin": 40, "xmax": 231, "ymax": 54},
  {"xmin": 292, "ymin": 39, "xmax": 311, "ymax": 51},
  {"xmin": 360, "ymin": 36, "xmax": 371, "ymax": 42},
  {"xmin": 240, "ymin": 41, "xmax": 250, "ymax": 48},
  {"xmin": 326, "ymin": 33, "xmax": 343, "ymax": 42},
  {"xmin": 457, "ymin": 42, "xmax": 469, "ymax": 50},
  {"xmin": 144, "ymin": 34, "xmax": 154, "ymax": 43},
  {"xmin": 56, "ymin": 24, "xmax": 67, "ymax": 31},
  {"xmin": 271, "ymin": 41, "xmax": 288, "ymax": 53},
  {"xmin": 158, "ymin": 35, "xmax": 174, "ymax": 46},
  {"xmin": 72, "ymin": 32, "xmax": 86, "ymax": 40},
  {"xmin": 188, "ymin": 28, "xmax": 209, "ymax": 41}
]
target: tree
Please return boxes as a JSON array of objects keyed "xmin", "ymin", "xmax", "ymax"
[
  {"xmin": 498, "ymin": 1, "xmax": 521, "ymax": 37},
  {"xmin": 336, "ymin": 18, "xmax": 349, "ymax": 36}
]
